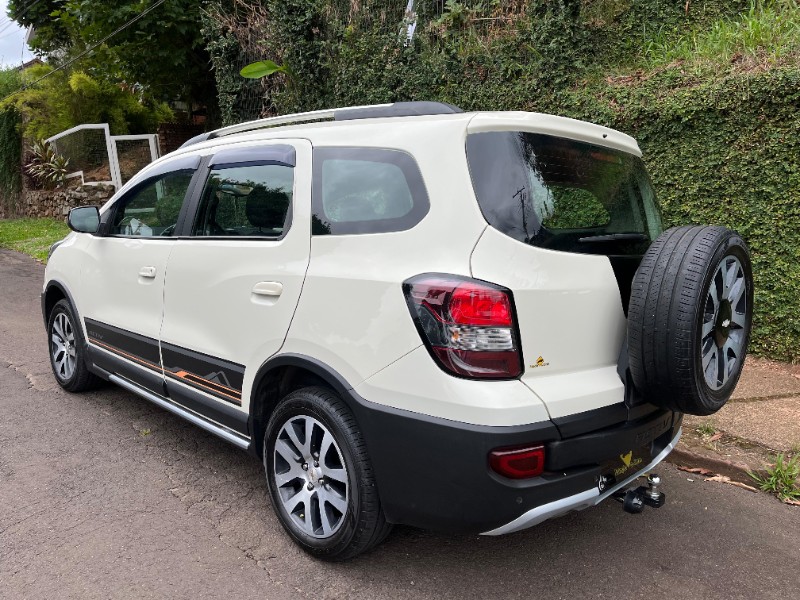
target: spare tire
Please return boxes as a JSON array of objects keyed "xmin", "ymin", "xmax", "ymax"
[{"xmin": 628, "ymin": 226, "xmax": 753, "ymax": 416}]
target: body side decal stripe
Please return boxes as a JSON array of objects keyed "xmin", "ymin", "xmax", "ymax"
[{"xmin": 84, "ymin": 318, "xmax": 244, "ymax": 406}]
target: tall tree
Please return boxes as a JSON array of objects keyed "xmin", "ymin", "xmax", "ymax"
[{"xmin": 8, "ymin": 0, "xmax": 218, "ymax": 120}]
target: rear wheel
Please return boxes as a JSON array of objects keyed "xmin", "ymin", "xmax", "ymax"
[
  {"xmin": 47, "ymin": 299, "xmax": 100, "ymax": 392},
  {"xmin": 628, "ymin": 226, "xmax": 753, "ymax": 415},
  {"xmin": 264, "ymin": 386, "xmax": 391, "ymax": 560}
]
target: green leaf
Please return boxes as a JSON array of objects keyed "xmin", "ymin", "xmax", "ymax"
[{"xmin": 240, "ymin": 60, "xmax": 286, "ymax": 79}]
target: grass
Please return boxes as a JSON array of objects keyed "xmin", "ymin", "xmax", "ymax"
[
  {"xmin": 749, "ymin": 453, "xmax": 800, "ymax": 502},
  {"xmin": 696, "ymin": 422, "xmax": 717, "ymax": 437},
  {"xmin": 0, "ymin": 217, "xmax": 70, "ymax": 262},
  {"xmin": 641, "ymin": 1, "xmax": 800, "ymax": 70}
]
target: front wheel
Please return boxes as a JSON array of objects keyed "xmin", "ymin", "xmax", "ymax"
[
  {"xmin": 264, "ymin": 387, "xmax": 391, "ymax": 560},
  {"xmin": 47, "ymin": 299, "xmax": 100, "ymax": 392}
]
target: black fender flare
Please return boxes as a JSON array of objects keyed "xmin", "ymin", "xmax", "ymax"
[
  {"xmin": 42, "ymin": 279, "xmax": 81, "ymax": 330},
  {"xmin": 247, "ymin": 353, "xmax": 361, "ymax": 454}
]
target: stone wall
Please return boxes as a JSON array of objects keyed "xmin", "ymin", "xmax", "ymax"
[{"xmin": 12, "ymin": 183, "xmax": 116, "ymax": 219}]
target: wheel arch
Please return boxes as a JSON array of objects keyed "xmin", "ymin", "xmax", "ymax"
[
  {"xmin": 248, "ymin": 354, "xmax": 357, "ymax": 458},
  {"xmin": 42, "ymin": 280, "xmax": 80, "ymax": 329}
]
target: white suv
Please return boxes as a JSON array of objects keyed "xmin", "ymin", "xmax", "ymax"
[{"xmin": 44, "ymin": 102, "xmax": 753, "ymax": 560}]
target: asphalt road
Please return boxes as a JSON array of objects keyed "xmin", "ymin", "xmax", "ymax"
[{"xmin": 1, "ymin": 248, "xmax": 798, "ymax": 599}]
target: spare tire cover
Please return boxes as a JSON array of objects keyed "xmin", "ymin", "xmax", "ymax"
[{"xmin": 628, "ymin": 225, "xmax": 753, "ymax": 416}]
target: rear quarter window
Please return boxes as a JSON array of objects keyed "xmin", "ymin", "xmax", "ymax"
[{"xmin": 312, "ymin": 147, "xmax": 429, "ymax": 235}]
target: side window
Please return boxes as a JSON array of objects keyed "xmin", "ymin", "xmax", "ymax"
[
  {"xmin": 110, "ymin": 170, "xmax": 194, "ymax": 237},
  {"xmin": 192, "ymin": 163, "xmax": 294, "ymax": 237},
  {"xmin": 312, "ymin": 147, "xmax": 430, "ymax": 235}
]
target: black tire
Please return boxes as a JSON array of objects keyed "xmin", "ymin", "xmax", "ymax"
[
  {"xmin": 628, "ymin": 226, "xmax": 753, "ymax": 416},
  {"xmin": 263, "ymin": 386, "xmax": 391, "ymax": 561},
  {"xmin": 47, "ymin": 299, "xmax": 101, "ymax": 392}
]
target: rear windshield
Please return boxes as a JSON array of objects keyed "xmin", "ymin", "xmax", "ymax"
[{"xmin": 466, "ymin": 131, "xmax": 662, "ymax": 255}]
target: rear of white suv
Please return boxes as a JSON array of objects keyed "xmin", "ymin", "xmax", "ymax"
[{"xmin": 43, "ymin": 102, "xmax": 752, "ymax": 560}]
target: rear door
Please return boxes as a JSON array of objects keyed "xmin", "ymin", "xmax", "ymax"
[
  {"xmin": 466, "ymin": 129, "xmax": 662, "ymax": 419},
  {"xmin": 81, "ymin": 156, "xmax": 201, "ymax": 394},
  {"xmin": 159, "ymin": 140, "xmax": 311, "ymax": 432}
]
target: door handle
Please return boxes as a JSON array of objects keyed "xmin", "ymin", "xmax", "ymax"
[
  {"xmin": 138, "ymin": 266, "xmax": 157, "ymax": 279},
  {"xmin": 252, "ymin": 281, "xmax": 283, "ymax": 297}
]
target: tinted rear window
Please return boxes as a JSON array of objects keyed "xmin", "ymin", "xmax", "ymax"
[
  {"xmin": 312, "ymin": 147, "xmax": 429, "ymax": 235},
  {"xmin": 466, "ymin": 131, "xmax": 662, "ymax": 255}
]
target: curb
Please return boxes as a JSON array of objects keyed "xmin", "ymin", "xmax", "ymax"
[{"xmin": 665, "ymin": 446, "xmax": 757, "ymax": 485}]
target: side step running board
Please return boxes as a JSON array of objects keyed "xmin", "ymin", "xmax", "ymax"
[{"xmin": 109, "ymin": 374, "xmax": 251, "ymax": 451}]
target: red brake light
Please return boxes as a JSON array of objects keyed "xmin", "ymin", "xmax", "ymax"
[
  {"xmin": 489, "ymin": 445, "xmax": 545, "ymax": 479},
  {"xmin": 403, "ymin": 274, "xmax": 522, "ymax": 379},
  {"xmin": 450, "ymin": 285, "xmax": 513, "ymax": 326}
]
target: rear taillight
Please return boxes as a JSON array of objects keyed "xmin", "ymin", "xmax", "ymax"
[
  {"xmin": 489, "ymin": 445, "xmax": 545, "ymax": 479},
  {"xmin": 402, "ymin": 274, "xmax": 522, "ymax": 379}
]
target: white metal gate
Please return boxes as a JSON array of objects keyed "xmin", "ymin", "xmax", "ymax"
[{"xmin": 46, "ymin": 124, "xmax": 160, "ymax": 191}]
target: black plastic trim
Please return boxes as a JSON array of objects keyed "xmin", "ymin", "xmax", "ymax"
[
  {"xmin": 85, "ymin": 318, "xmax": 161, "ymax": 365},
  {"xmin": 143, "ymin": 154, "xmax": 202, "ymax": 180},
  {"xmin": 250, "ymin": 352, "xmax": 680, "ymax": 533},
  {"xmin": 209, "ymin": 145, "xmax": 296, "ymax": 168},
  {"xmin": 83, "ymin": 318, "xmax": 247, "ymax": 432},
  {"xmin": 165, "ymin": 378, "xmax": 249, "ymax": 435},
  {"xmin": 85, "ymin": 318, "xmax": 164, "ymax": 394},
  {"xmin": 88, "ymin": 344, "xmax": 166, "ymax": 395},
  {"xmin": 552, "ymin": 403, "xmax": 629, "ymax": 439},
  {"xmin": 545, "ymin": 409, "xmax": 674, "ymax": 471},
  {"xmin": 161, "ymin": 341, "xmax": 244, "ymax": 406},
  {"xmin": 173, "ymin": 156, "xmax": 211, "ymax": 237},
  {"xmin": 42, "ymin": 280, "xmax": 80, "ymax": 328}
]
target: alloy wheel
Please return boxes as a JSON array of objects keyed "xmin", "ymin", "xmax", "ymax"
[
  {"xmin": 701, "ymin": 255, "xmax": 747, "ymax": 390},
  {"xmin": 272, "ymin": 415, "xmax": 349, "ymax": 539},
  {"xmin": 51, "ymin": 312, "xmax": 77, "ymax": 381}
]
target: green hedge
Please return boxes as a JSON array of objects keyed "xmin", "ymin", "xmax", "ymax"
[
  {"xmin": 559, "ymin": 68, "xmax": 800, "ymax": 361},
  {"xmin": 204, "ymin": 1, "xmax": 800, "ymax": 360}
]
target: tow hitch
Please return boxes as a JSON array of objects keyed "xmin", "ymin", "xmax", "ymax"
[{"xmin": 612, "ymin": 474, "xmax": 666, "ymax": 514}]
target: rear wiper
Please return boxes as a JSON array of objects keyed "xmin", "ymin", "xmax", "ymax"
[{"xmin": 578, "ymin": 233, "xmax": 649, "ymax": 243}]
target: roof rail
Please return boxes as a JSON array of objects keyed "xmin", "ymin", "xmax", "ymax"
[{"xmin": 179, "ymin": 101, "xmax": 463, "ymax": 149}]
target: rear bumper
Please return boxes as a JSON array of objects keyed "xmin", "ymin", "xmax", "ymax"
[
  {"xmin": 482, "ymin": 427, "xmax": 681, "ymax": 535},
  {"xmin": 347, "ymin": 389, "xmax": 683, "ymax": 534}
]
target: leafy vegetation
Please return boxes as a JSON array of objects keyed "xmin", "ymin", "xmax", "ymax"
[
  {"xmin": 641, "ymin": 0, "xmax": 800, "ymax": 69},
  {"xmin": 26, "ymin": 141, "xmax": 71, "ymax": 190},
  {"xmin": 202, "ymin": 0, "xmax": 800, "ymax": 360},
  {"xmin": 1, "ymin": 63, "xmax": 172, "ymax": 141},
  {"xmin": 0, "ymin": 69, "xmax": 22, "ymax": 214},
  {"xmin": 7, "ymin": 0, "xmax": 218, "ymax": 113},
  {"xmin": 750, "ymin": 453, "xmax": 800, "ymax": 502},
  {"xmin": 0, "ymin": 218, "xmax": 70, "ymax": 262}
]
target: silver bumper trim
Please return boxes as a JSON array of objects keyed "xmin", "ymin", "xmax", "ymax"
[{"xmin": 481, "ymin": 427, "xmax": 682, "ymax": 536}]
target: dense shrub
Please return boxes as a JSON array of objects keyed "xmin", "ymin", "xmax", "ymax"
[{"xmin": 0, "ymin": 69, "xmax": 22, "ymax": 214}]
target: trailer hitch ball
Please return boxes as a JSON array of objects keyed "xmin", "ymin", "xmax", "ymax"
[
  {"xmin": 643, "ymin": 473, "xmax": 666, "ymax": 508},
  {"xmin": 614, "ymin": 472, "xmax": 667, "ymax": 514}
]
